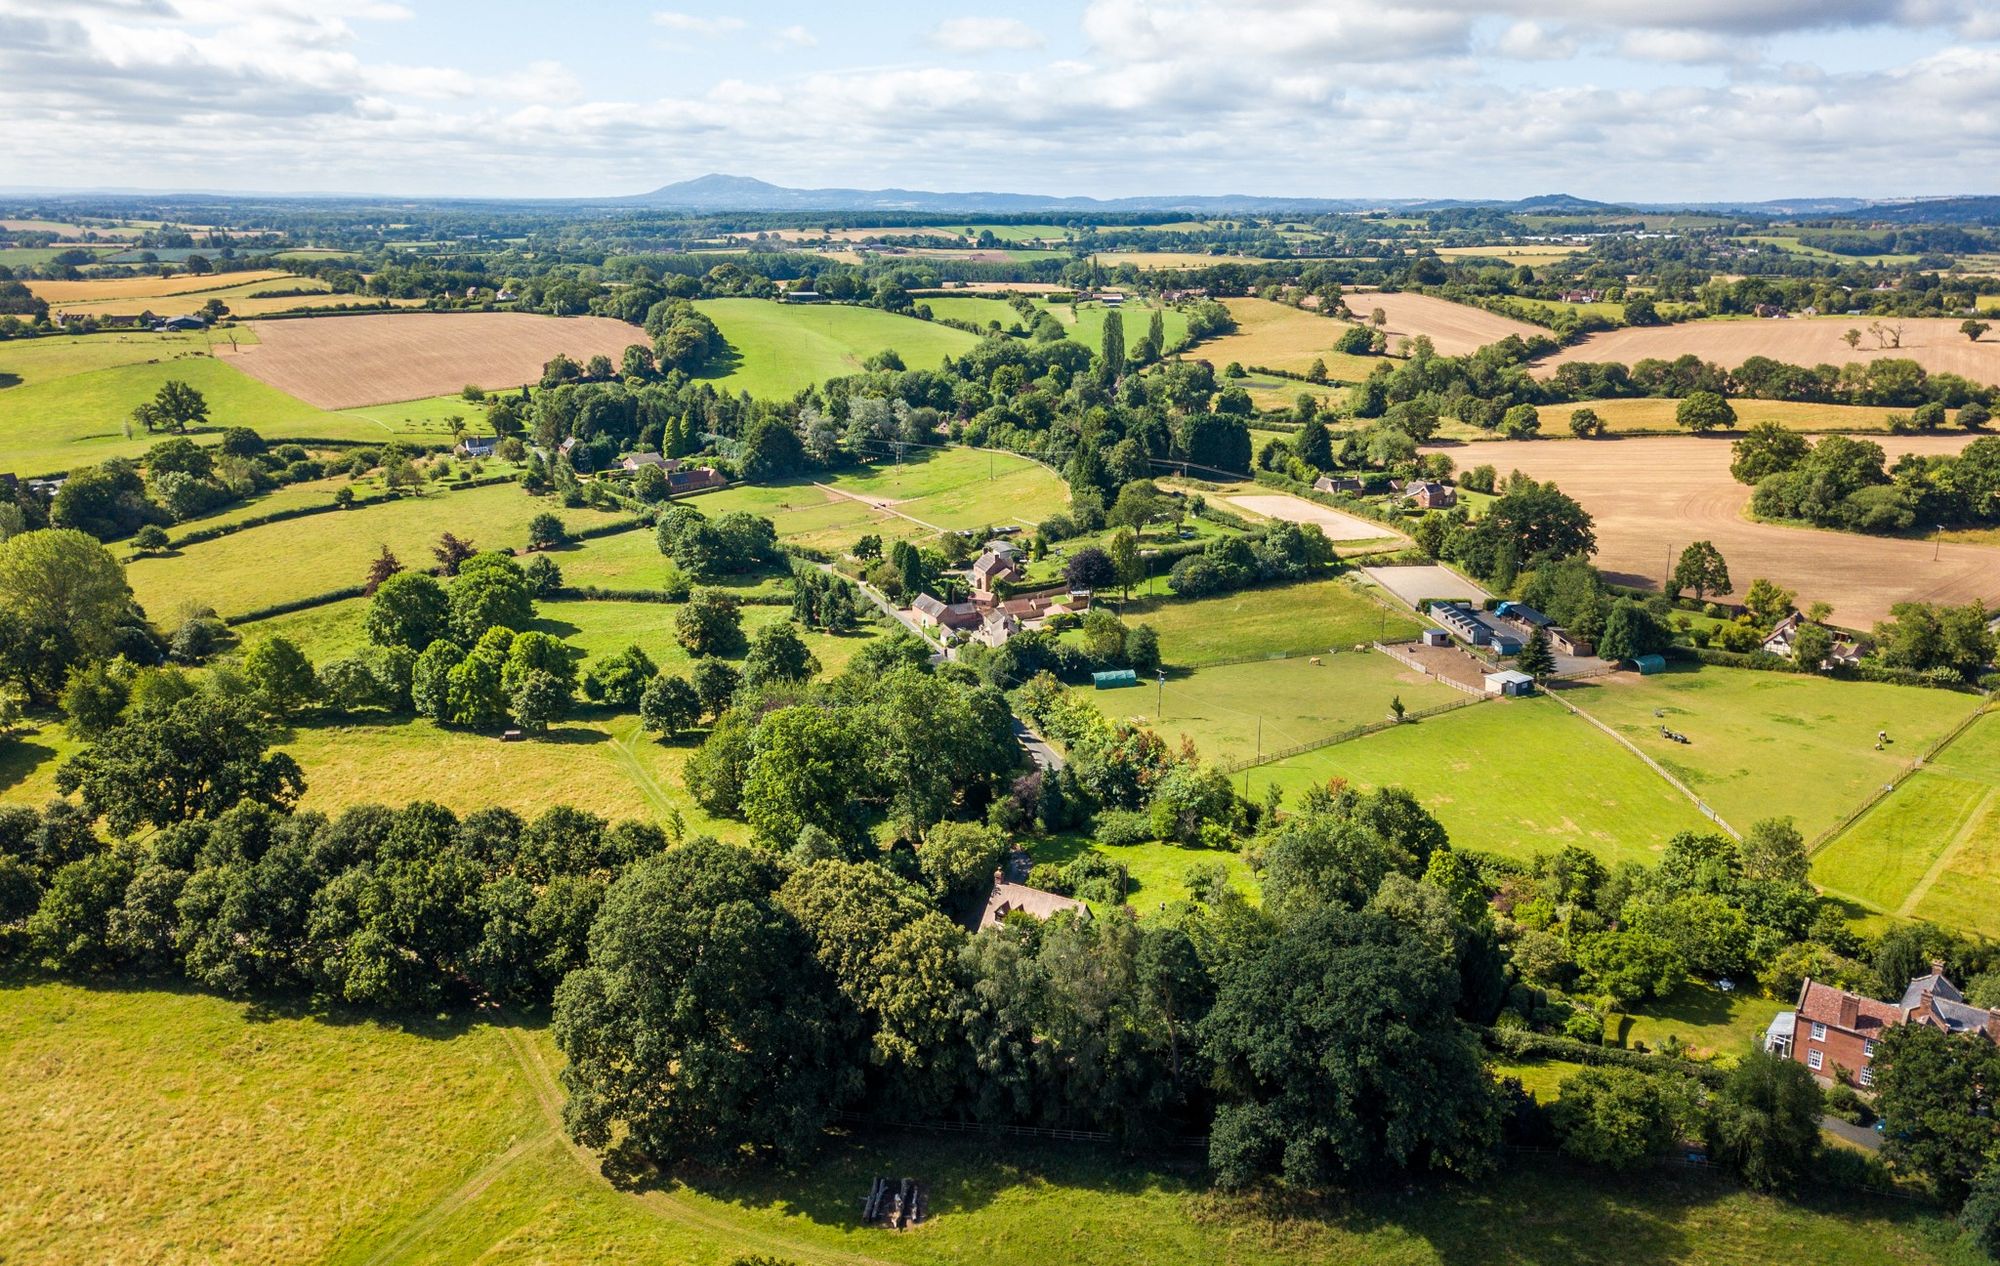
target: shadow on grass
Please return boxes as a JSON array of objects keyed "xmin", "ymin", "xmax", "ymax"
[{"xmin": 0, "ymin": 732, "xmax": 59, "ymax": 798}]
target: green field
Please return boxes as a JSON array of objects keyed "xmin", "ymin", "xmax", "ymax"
[
  {"xmin": 918, "ymin": 296, "xmax": 1195, "ymax": 355},
  {"xmin": 1258, "ymin": 696, "xmax": 1712, "ymax": 865},
  {"xmin": 1080, "ymin": 650, "xmax": 1465, "ymax": 768},
  {"xmin": 1811, "ymin": 709, "xmax": 2000, "ymax": 937},
  {"xmin": 1102, "ymin": 577, "xmax": 1420, "ymax": 664},
  {"xmin": 0, "ymin": 980, "xmax": 1961, "ymax": 1266},
  {"xmin": 1556, "ymin": 665, "xmax": 1980, "ymax": 841},
  {"xmin": 1197, "ymin": 299, "xmax": 1387, "ymax": 379},
  {"xmin": 691, "ymin": 298, "xmax": 981, "ymax": 398},
  {"xmin": 0, "ymin": 329, "xmax": 457, "ymax": 474},
  {"xmin": 691, "ymin": 446, "xmax": 1069, "ymax": 543},
  {"xmin": 125, "ymin": 481, "xmax": 632, "ymax": 619}
]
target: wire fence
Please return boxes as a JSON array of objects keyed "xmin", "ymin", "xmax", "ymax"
[
  {"xmin": 1214, "ymin": 696, "xmax": 1487, "ymax": 775},
  {"xmin": 1546, "ymin": 693, "xmax": 1739, "ymax": 839}
]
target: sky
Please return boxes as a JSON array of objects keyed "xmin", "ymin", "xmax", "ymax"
[{"xmin": 4, "ymin": 0, "xmax": 2000, "ymax": 202}]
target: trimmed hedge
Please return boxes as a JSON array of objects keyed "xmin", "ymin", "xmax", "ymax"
[
  {"xmin": 1250, "ymin": 469, "xmax": 1408, "ymax": 531},
  {"xmin": 1678, "ymin": 645, "xmax": 1986, "ymax": 693},
  {"xmin": 229, "ymin": 584, "xmax": 368, "ymax": 626},
  {"xmin": 1481, "ymin": 1025, "xmax": 1726, "ymax": 1087}
]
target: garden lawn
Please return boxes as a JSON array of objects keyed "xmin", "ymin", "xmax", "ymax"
[
  {"xmin": 1487, "ymin": 1057, "xmax": 1591, "ymax": 1102},
  {"xmin": 1810, "ymin": 709, "xmax": 2000, "ymax": 938},
  {"xmin": 1078, "ymin": 651, "xmax": 1465, "ymax": 769},
  {"xmin": 128, "ymin": 482, "xmax": 633, "ymax": 620},
  {"xmin": 1, "ymin": 980, "xmax": 1963, "ymax": 1266},
  {"xmin": 1555, "ymin": 665, "xmax": 1980, "ymax": 841},
  {"xmin": 1106, "ymin": 577, "xmax": 1419, "ymax": 665},
  {"xmin": 1611, "ymin": 983, "xmax": 1779, "ymax": 1064},
  {"xmin": 1257, "ymin": 696, "xmax": 1712, "ymax": 865},
  {"xmin": 692, "ymin": 298, "xmax": 981, "ymax": 398}
]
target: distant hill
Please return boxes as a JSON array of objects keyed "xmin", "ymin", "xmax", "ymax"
[{"xmin": 624, "ymin": 174, "xmax": 1397, "ymax": 214}]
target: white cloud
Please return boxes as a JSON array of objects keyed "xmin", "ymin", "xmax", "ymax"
[
  {"xmin": 769, "ymin": 24, "xmax": 816, "ymax": 49},
  {"xmin": 928, "ymin": 17, "xmax": 1045, "ymax": 53},
  {"xmin": 650, "ymin": 10, "xmax": 744, "ymax": 36},
  {"xmin": 1494, "ymin": 21, "xmax": 1576, "ymax": 60},
  {"xmin": 1615, "ymin": 28, "xmax": 1754, "ymax": 64}
]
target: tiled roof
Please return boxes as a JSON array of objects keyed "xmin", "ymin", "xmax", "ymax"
[{"xmin": 1797, "ymin": 979, "xmax": 1900, "ymax": 1035}]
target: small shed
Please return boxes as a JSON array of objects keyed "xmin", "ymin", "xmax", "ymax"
[
  {"xmin": 1092, "ymin": 669, "xmax": 1138, "ymax": 689},
  {"xmin": 1633, "ymin": 654, "xmax": 1668, "ymax": 675},
  {"xmin": 1420, "ymin": 628, "xmax": 1451, "ymax": 648},
  {"xmin": 1484, "ymin": 669, "xmax": 1535, "ymax": 697}
]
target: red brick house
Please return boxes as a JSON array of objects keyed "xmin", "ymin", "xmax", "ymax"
[{"xmin": 1766, "ymin": 962, "xmax": 1999, "ymax": 1089}]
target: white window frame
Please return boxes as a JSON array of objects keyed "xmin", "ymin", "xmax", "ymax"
[
  {"xmin": 1863, "ymin": 1038, "xmax": 1877, "ymax": 1058},
  {"xmin": 1859, "ymin": 1066, "xmax": 1874, "ymax": 1087},
  {"xmin": 1810, "ymin": 1021, "xmax": 1827, "ymax": 1042},
  {"xmin": 1807, "ymin": 1050, "xmax": 1825, "ymax": 1071}
]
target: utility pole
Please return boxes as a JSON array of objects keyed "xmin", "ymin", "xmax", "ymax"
[{"xmin": 1156, "ymin": 668, "xmax": 1165, "ymax": 720}]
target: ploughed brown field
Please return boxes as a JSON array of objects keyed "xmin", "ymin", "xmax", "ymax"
[
  {"xmin": 1430, "ymin": 433, "xmax": 2000, "ymax": 628},
  {"xmin": 217, "ymin": 312, "xmax": 650, "ymax": 408},
  {"xmin": 1535, "ymin": 317, "xmax": 2000, "ymax": 383},
  {"xmin": 1335, "ymin": 289, "xmax": 1543, "ymax": 356}
]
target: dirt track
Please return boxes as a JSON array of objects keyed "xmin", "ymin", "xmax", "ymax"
[
  {"xmin": 1535, "ymin": 317, "xmax": 2000, "ymax": 384},
  {"xmin": 1432, "ymin": 434, "xmax": 2000, "ymax": 628},
  {"xmin": 219, "ymin": 312, "xmax": 650, "ymax": 408},
  {"xmin": 1227, "ymin": 493, "xmax": 1401, "ymax": 541}
]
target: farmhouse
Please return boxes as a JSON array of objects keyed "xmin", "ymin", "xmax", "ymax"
[
  {"xmin": 1313, "ymin": 475, "xmax": 1365, "ymax": 495},
  {"xmin": 667, "ymin": 464, "xmax": 726, "ymax": 493},
  {"xmin": 973, "ymin": 610, "xmax": 1021, "ymax": 649},
  {"xmin": 455, "ymin": 435, "xmax": 498, "ymax": 458},
  {"xmin": 910, "ymin": 593, "xmax": 981, "ymax": 633},
  {"xmin": 1762, "ymin": 611, "xmax": 1863, "ymax": 668},
  {"xmin": 1764, "ymin": 961, "xmax": 1999, "ymax": 1090},
  {"xmin": 969, "ymin": 550, "xmax": 1022, "ymax": 594},
  {"xmin": 1401, "ymin": 480, "xmax": 1457, "ymax": 510},
  {"xmin": 620, "ymin": 451, "xmax": 668, "ymax": 471},
  {"xmin": 970, "ymin": 873, "xmax": 1089, "ymax": 932}
]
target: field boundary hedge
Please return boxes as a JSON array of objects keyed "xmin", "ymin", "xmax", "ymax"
[{"xmin": 1480, "ymin": 1025, "xmax": 1727, "ymax": 1087}]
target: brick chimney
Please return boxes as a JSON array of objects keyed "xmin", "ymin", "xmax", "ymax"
[
  {"xmin": 1931, "ymin": 958, "xmax": 1947, "ymax": 978},
  {"xmin": 1838, "ymin": 995, "xmax": 1860, "ymax": 1029}
]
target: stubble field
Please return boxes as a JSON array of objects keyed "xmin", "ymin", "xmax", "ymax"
[
  {"xmin": 218, "ymin": 313, "xmax": 652, "ymax": 408},
  {"xmin": 1535, "ymin": 317, "xmax": 2000, "ymax": 384},
  {"xmin": 1434, "ymin": 433, "xmax": 2000, "ymax": 627}
]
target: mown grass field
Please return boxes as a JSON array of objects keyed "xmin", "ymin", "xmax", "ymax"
[
  {"xmin": 1555, "ymin": 665, "xmax": 1980, "ymax": 841},
  {"xmin": 922, "ymin": 296, "xmax": 1193, "ymax": 353},
  {"xmin": 1811, "ymin": 709, "xmax": 2000, "ymax": 938},
  {"xmin": 1078, "ymin": 650, "xmax": 1464, "ymax": 768},
  {"xmin": 691, "ymin": 446, "xmax": 1069, "ymax": 544},
  {"xmin": 691, "ymin": 298, "xmax": 981, "ymax": 398},
  {"xmin": 125, "ymin": 481, "xmax": 632, "ymax": 619},
  {"xmin": 1102, "ymin": 577, "xmax": 1420, "ymax": 664},
  {"xmin": 1258, "ymin": 696, "xmax": 1712, "ymax": 865},
  {"xmin": 1196, "ymin": 299, "xmax": 1387, "ymax": 378},
  {"xmin": 0, "ymin": 329, "xmax": 459, "ymax": 474},
  {"xmin": 0, "ymin": 980, "xmax": 1963, "ymax": 1266}
]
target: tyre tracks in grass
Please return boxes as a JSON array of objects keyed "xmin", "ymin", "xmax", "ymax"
[
  {"xmin": 497, "ymin": 1025, "xmax": 899, "ymax": 1266},
  {"xmin": 1897, "ymin": 785, "xmax": 1999, "ymax": 918}
]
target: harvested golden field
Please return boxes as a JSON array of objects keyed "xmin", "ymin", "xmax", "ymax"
[
  {"xmin": 1433, "ymin": 433, "xmax": 2000, "ymax": 627},
  {"xmin": 1337, "ymin": 289, "xmax": 1544, "ymax": 356},
  {"xmin": 217, "ymin": 312, "xmax": 650, "ymax": 408},
  {"xmin": 37, "ymin": 273, "xmax": 413, "ymax": 319},
  {"xmin": 1534, "ymin": 397, "xmax": 1924, "ymax": 435},
  {"xmin": 1537, "ymin": 317, "xmax": 2000, "ymax": 385},
  {"xmin": 31, "ymin": 269, "xmax": 293, "ymax": 303}
]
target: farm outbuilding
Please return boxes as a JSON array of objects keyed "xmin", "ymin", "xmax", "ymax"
[
  {"xmin": 1420, "ymin": 629, "xmax": 1451, "ymax": 648},
  {"xmin": 1092, "ymin": 669, "xmax": 1138, "ymax": 689},
  {"xmin": 1484, "ymin": 669, "xmax": 1536, "ymax": 697},
  {"xmin": 1634, "ymin": 654, "xmax": 1668, "ymax": 675}
]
